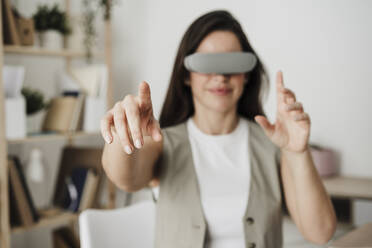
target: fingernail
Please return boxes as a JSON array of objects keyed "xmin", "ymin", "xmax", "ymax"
[
  {"xmin": 124, "ymin": 145, "xmax": 132, "ymax": 155},
  {"xmin": 135, "ymin": 139, "xmax": 142, "ymax": 149},
  {"xmin": 105, "ymin": 135, "xmax": 112, "ymax": 144}
]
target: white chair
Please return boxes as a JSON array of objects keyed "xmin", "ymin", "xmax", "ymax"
[{"xmin": 79, "ymin": 201, "xmax": 156, "ymax": 248}]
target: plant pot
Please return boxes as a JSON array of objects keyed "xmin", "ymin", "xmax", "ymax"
[
  {"xmin": 26, "ymin": 111, "xmax": 45, "ymax": 135},
  {"xmin": 37, "ymin": 30, "xmax": 63, "ymax": 50}
]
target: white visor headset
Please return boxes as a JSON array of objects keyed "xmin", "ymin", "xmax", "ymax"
[{"xmin": 184, "ymin": 52, "xmax": 257, "ymax": 74}]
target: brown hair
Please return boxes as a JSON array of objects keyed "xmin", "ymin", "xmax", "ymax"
[{"xmin": 159, "ymin": 10, "xmax": 269, "ymax": 128}]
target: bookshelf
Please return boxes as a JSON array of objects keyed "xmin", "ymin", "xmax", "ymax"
[
  {"xmin": 0, "ymin": 0, "xmax": 117, "ymax": 247},
  {"xmin": 11, "ymin": 207, "xmax": 78, "ymax": 234},
  {"xmin": 7, "ymin": 131, "xmax": 100, "ymax": 145},
  {"xmin": 3, "ymin": 45, "xmax": 105, "ymax": 58}
]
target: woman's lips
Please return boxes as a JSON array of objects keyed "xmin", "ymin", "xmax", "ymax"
[{"xmin": 208, "ymin": 88, "xmax": 232, "ymax": 96}]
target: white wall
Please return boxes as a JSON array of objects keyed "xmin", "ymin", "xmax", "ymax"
[{"xmin": 112, "ymin": 0, "xmax": 372, "ymax": 177}]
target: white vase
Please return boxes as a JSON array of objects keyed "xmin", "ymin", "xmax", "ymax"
[
  {"xmin": 26, "ymin": 148, "xmax": 49, "ymax": 208},
  {"xmin": 37, "ymin": 30, "xmax": 63, "ymax": 50},
  {"xmin": 27, "ymin": 148, "xmax": 45, "ymax": 183},
  {"xmin": 26, "ymin": 111, "xmax": 45, "ymax": 135}
]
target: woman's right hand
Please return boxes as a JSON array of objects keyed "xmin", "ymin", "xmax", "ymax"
[{"xmin": 100, "ymin": 81, "xmax": 162, "ymax": 155}]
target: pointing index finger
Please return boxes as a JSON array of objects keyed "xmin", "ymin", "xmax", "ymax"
[
  {"xmin": 276, "ymin": 71, "xmax": 285, "ymax": 104},
  {"xmin": 276, "ymin": 71, "xmax": 285, "ymax": 91},
  {"xmin": 138, "ymin": 81, "xmax": 152, "ymax": 105}
]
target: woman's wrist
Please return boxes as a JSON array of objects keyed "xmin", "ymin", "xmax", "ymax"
[{"xmin": 280, "ymin": 144, "xmax": 310, "ymax": 156}]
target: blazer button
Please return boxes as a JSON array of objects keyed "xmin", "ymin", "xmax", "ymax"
[
  {"xmin": 246, "ymin": 217, "xmax": 254, "ymax": 225},
  {"xmin": 248, "ymin": 242, "xmax": 256, "ymax": 248}
]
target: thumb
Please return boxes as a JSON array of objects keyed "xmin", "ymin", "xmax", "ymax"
[{"xmin": 254, "ymin": 115, "xmax": 275, "ymax": 138}]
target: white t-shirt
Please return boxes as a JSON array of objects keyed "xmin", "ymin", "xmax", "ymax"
[{"xmin": 153, "ymin": 117, "xmax": 251, "ymax": 248}]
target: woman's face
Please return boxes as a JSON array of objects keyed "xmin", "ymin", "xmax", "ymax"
[{"xmin": 188, "ymin": 31, "xmax": 246, "ymax": 115}]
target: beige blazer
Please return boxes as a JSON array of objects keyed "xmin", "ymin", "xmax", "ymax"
[{"xmin": 154, "ymin": 118, "xmax": 283, "ymax": 248}]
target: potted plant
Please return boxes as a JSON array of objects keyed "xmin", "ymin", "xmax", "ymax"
[
  {"xmin": 81, "ymin": 0, "xmax": 117, "ymax": 62},
  {"xmin": 21, "ymin": 87, "xmax": 49, "ymax": 134},
  {"xmin": 82, "ymin": 0, "xmax": 97, "ymax": 63},
  {"xmin": 99, "ymin": 0, "xmax": 116, "ymax": 20},
  {"xmin": 33, "ymin": 4, "xmax": 71, "ymax": 49}
]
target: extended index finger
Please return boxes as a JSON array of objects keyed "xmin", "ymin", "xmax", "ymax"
[
  {"xmin": 276, "ymin": 70, "xmax": 285, "ymax": 91},
  {"xmin": 276, "ymin": 71, "xmax": 285, "ymax": 105},
  {"xmin": 138, "ymin": 81, "xmax": 152, "ymax": 105}
]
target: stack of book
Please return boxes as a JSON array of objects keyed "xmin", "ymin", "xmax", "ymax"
[
  {"xmin": 42, "ymin": 91, "xmax": 85, "ymax": 133},
  {"xmin": 53, "ymin": 147, "xmax": 104, "ymax": 213},
  {"xmin": 8, "ymin": 156, "xmax": 39, "ymax": 227},
  {"xmin": 58, "ymin": 64, "xmax": 108, "ymax": 132},
  {"xmin": 60, "ymin": 167, "xmax": 100, "ymax": 212}
]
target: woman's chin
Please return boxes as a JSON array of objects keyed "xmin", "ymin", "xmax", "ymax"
[{"xmin": 207, "ymin": 102, "xmax": 236, "ymax": 114}]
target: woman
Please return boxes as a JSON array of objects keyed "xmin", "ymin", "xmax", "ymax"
[{"xmin": 101, "ymin": 10, "xmax": 336, "ymax": 248}]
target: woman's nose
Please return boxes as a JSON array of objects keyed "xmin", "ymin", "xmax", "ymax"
[{"xmin": 213, "ymin": 73, "xmax": 231, "ymax": 82}]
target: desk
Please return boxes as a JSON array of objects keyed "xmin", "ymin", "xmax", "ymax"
[
  {"xmin": 322, "ymin": 176, "xmax": 372, "ymax": 200},
  {"xmin": 329, "ymin": 222, "xmax": 372, "ymax": 248},
  {"xmin": 322, "ymin": 176, "xmax": 372, "ymax": 247}
]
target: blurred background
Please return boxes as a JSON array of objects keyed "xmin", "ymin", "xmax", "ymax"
[{"xmin": 1, "ymin": 0, "xmax": 371, "ymax": 247}]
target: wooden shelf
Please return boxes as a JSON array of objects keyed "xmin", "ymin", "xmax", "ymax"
[
  {"xmin": 4, "ymin": 45, "xmax": 104, "ymax": 58},
  {"xmin": 11, "ymin": 207, "xmax": 78, "ymax": 234},
  {"xmin": 322, "ymin": 176, "xmax": 372, "ymax": 200},
  {"xmin": 0, "ymin": 0, "xmax": 114, "ymax": 247},
  {"xmin": 7, "ymin": 131, "xmax": 101, "ymax": 144}
]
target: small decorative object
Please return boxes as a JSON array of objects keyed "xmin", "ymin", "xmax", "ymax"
[
  {"xmin": 12, "ymin": 8, "xmax": 35, "ymax": 46},
  {"xmin": 33, "ymin": 4, "xmax": 71, "ymax": 49},
  {"xmin": 26, "ymin": 148, "xmax": 45, "ymax": 183},
  {"xmin": 16, "ymin": 17, "xmax": 35, "ymax": 46},
  {"xmin": 310, "ymin": 144, "xmax": 339, "ymax": 177},
  {"xmin": 21, "ymin": 87, "xmax": 49, "ymax": 134},
  {"xmin": 26, "ymin": 148, "xmax": 49, "ymax": 208}
]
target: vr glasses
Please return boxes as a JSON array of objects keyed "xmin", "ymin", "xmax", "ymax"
[{"xmin": 184, "ymin": 52, "xmax": 257, "ymax": 75}]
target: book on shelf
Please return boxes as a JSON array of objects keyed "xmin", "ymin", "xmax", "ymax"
[
  {"xmin": 42, "ymin": 92, "xmax": 85, "ymax": 133},
  {"xmin": 52, "ymin": 226, "xmax": 80, "ymax": 248},
  {"xmin": 9, "ymin": 168, "xmax": 21, "ymax": 227},
  {"xmin": 11, "ymin": 156, "xmax": 39, "ymax": 221},
  {"xmin": 52, "ymin": 147, "xmax": 104, "ymax": 211},
  {"xmin": 53, "ymin": 234, "xmax": 70, "ymax": 248},
  {"xmin": 8, "ymin": 156, "xmax": 39, "ymax": 227},
  {"xmin": 1, "ymin": 0, "xmax": 21, "ymax": 45},
  {"xmin": 69, "ymin": 92, "xmax": 85, "ymax": 132},
  {"xmin": 78, "ymin": 168, "xmax": 100, "ymax": 211},
  {"xmin": 64, "ymin": 167, "xmax": 99, "ymax": 212}
]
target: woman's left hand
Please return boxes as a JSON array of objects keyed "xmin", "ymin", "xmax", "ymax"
[{"xmin": 254, "ymin": 71, "xmax": 311, "ymax": 153}]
